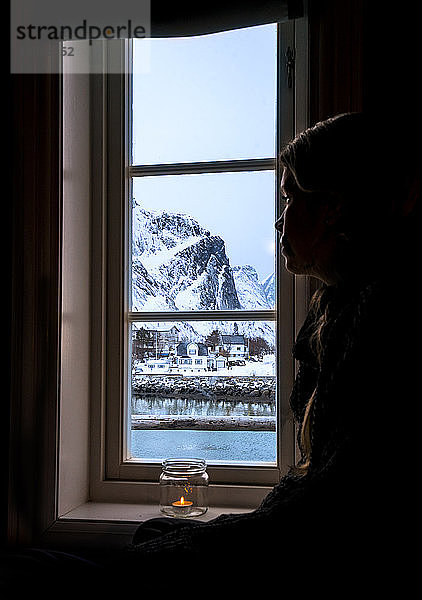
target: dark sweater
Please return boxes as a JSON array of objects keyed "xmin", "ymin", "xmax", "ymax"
[{"xmin": 118, "ymin": 273, "xmax": 418, "ymax": 594}]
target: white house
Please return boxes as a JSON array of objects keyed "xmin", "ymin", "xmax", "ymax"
[
  {"xmin": 219, "ymin": 334, "xmax": 248, "ymax": 361},
  {"xmin": 207, "ymin": 355, "xmax": 228, "ymax": 371},
  {"xmin": 176, "ymin": 342, "xmax": 208, "ymax": 372}
]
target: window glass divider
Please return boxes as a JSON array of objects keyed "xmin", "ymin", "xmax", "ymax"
[
  {"xmin": 128, "ymin": 309, "xmax": 276, "ymax": 322},
  {"xmin": 129, "ymin": 158, "xmax": 276, "ymax": 177}
]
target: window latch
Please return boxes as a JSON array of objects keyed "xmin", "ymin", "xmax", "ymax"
[{"xmin": 286, "ymin": 46, "xmax": 295, "ymax": 89}]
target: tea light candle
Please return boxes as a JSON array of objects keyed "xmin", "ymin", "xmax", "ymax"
[
  {"xmin": 171, "ymin": 496, "xmax": 193, "ymax": 517},
  {"xmin": 159, "ymin": 459, "xmax": 208, "ymax": 518}
]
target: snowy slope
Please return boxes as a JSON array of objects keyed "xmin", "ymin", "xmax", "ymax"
[
  {"xmin": 261, "ymin": 272, "xmax": 275, "ymax": 307},
  {"xmin": 232, "ymin": 265, "xmax": 272, "ymax": 309}
]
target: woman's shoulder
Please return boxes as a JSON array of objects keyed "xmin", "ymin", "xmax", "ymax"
[{"xmin": 334, "ymin": 274, "xmax": 416, "ymax": 340}]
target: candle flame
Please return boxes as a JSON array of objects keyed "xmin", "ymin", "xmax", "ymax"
[{"xmin": 180, "ymin": 496, "xmax": 185, "ymax": 505}]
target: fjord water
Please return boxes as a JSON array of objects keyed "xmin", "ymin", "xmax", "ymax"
[
  {"xmin": 130, "ymin": 396, "xmax": 277, "ymax": 463},
  {"xmin": 131, "ymin": 429, "xmax": 276, "ymax": 462}
]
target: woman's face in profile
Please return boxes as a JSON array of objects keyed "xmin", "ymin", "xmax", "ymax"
[{"xmin": 276, "ymin": 168, "xmax": 337, "ymax": 284}]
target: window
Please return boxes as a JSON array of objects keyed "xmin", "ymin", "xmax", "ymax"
[
  {"xmin": 87, "ymin": 17, "xmax": 305, "ymax": 504},
  {"xmin": 130, "ymin": 25, "xmax": 278, "ymax": 468}
]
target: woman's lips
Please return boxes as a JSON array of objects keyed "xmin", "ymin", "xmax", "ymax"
[{"xmin": 281, "ymin": 237, "xmax": 293, "ymax": 256}]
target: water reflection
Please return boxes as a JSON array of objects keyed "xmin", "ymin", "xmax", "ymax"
[{"xmin": 131, "ymin": 396, "xmax": 275, "ymax": 417}]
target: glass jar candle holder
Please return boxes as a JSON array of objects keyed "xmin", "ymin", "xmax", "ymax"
[{"xmin": 159, "ymin": 458, "xmax": 209, "ymax": 518}]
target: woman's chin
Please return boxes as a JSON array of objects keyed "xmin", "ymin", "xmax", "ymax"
[
  {"xmin": 283, "ymin": 255, "xmax": 302, "ymax": 275},
  {"xmin": 283, "ymin": 256, "xmax": 319, "ymax": 279}
]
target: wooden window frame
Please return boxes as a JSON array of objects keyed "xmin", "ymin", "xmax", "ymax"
[{"xmin": 86, "ymin": 21, "xmax": 307, "ymax": 508}]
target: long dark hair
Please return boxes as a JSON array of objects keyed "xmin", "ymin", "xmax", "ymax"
[
  {"xmin": 281, "ymin": 113, "xmax": 421, "ymax": 474},
  {"xmin": 294, "ymin": 288, "xmax": 329, "ymax": 475}
]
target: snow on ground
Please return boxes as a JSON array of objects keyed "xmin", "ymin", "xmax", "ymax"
[
  {"xmin": 198, "ymin": 361, "xmax": 275, "ymax": 377},
  {"xmin": 133, "ymin": 358, "xmax": 275, "ymax": 377}
]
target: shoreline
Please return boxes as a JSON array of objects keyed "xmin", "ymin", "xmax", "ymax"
[{"xmin": 132, "ymin": 374, "xmax": 276, "ymax": 401}]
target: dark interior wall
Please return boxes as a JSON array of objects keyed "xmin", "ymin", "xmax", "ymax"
[
  {"xmin": 308, "ymin": 0, "xmax": 365, "ymax": 122},
  {"xmin": 5, "ymin": 1, "xmax": 421, "ymax": 546},
  {"xmin": 308, "ymin": 0, "xmax": 421, "ymax": 126},
  {"xmin": 7, "ymin": 75, "xmax": 62, "ymax": 547},
  {"xmin": 364, "ymin": 4, "xmax": 421, "ymax": 127}
]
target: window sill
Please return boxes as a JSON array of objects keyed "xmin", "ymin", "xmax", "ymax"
[
  {"xmin": 42, "ymin": 502, "xmax": 254, "ymax": 550},
  {"xmin": 60, "ymin": 501, "xmax": 253, "ymax": 522}
]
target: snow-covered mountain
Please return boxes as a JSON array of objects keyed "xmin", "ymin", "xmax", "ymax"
[
  {"xmin": 132, "ymin": 204, "xmax": 242, "ymax": 312},
  {"xmin": 232, "ymin": 265, "xmax": 272, "ymax": 310},
  {"xmin": 261, "ymin": 272, "xmax": 275, "ymax": 307},
  {"xmin": 132, "ymin": 202, "xmax": 275, "ymax": 346}
]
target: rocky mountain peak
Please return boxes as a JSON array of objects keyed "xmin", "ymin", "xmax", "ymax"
[{"xmin": 131, "ymin": 205, "xmax": 275, "ymax": 344}]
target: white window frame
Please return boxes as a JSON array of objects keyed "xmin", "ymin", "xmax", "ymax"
[{"xmin": 76, "ymin": 19, "xmax": 310, "ymax": 510}]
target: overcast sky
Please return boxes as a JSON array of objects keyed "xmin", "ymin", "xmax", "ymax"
[{"xmin": 132, "ymin": 24, "xmax": 277, "ymax": 280}]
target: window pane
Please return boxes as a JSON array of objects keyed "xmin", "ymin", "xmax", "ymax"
[
  {"xmin": 130, "ymin": 320, "xmax": 276, "ymax": 464},
  {"xmin": 132, "ymin": 24, "xmax": 277, "ymax": 164},
  {"xmin": 131, "ymin": 171, "xmax": 276, "ymax": 311}
]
